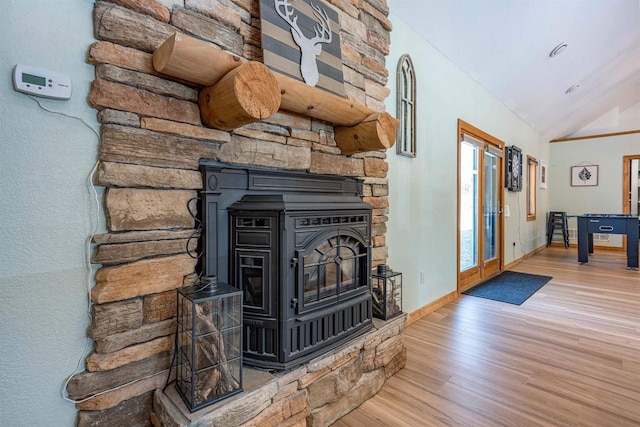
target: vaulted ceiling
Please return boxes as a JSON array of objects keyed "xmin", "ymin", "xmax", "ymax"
[{"xmin": 390, "ymin": 0, "xmax": 640, "ymax": 141}]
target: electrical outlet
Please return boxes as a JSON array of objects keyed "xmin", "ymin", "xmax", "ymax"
[{"xmin": 420, "ymin": 271, "xmax": 425, "ymax": 284}]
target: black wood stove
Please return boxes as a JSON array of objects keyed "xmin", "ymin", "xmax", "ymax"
[{"xmin": 200, "ymin": 161, "xmax": 373, "ymax": 370}]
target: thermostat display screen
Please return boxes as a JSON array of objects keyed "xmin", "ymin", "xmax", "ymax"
[{"xmin": 22, "ymin": 73, "xmax": 46, "ymax": 86}]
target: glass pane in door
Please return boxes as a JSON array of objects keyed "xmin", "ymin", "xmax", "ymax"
[
  {"xmin": 484, "ymin": 151, "xmax": 498, "ymax": 261},
  {"xmin": 460, "ymin": 142, "xmax": 479, "ymax": 271}
]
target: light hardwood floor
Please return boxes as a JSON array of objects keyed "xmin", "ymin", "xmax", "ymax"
[{"xmin": 333, "ymin": 246, "xmax": 640, "ymax": 426}]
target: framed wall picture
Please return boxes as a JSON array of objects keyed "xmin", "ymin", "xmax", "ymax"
[
  {"xmin": 571, "ymin": 165, "xmax": 598, "ymax": 187},
  {"xmin": 539, "ymin": 160, "xmax": 547, "ymax": 189}
]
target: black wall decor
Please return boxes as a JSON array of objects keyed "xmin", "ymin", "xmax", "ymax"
[{"xmin": 506, "ymin": 145, "xmax": 523, "ymax": 191}]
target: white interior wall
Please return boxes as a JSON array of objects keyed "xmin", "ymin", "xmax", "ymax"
[
  {"xmin": 548, "ymin": 133, "xmax": 640, "ymax": 247},
  {"xmin": 567, "ymin": 101, "xmax": 640, "ymax": 138},
  {"xmin": 0, "ymin": 1, "xmax": 98, "ymax": 425},
  {"xmin": 386, "ymin": 6, "xmax": 549, "ymax": 315}
]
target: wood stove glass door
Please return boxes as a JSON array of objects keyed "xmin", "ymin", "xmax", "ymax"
[{"xmin": 298, "ymin": 232, "xmax": 367, "ymax": 314}]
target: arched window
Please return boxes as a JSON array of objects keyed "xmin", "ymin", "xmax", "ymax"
[{"xmin": 396, "ymin": 54, "xmax": 416, "ymax": 157}]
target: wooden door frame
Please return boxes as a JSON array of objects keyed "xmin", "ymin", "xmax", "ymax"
[
  {"xmin": 622, "ymin": 154, "xmax": 640, "ymax": 251},
  {"xmin": 623, "ymin": 154, "xmax": 640, "ymax": 214},
  {"xmin": 457, "ymin": 119, "xmax": 505, "ymax": 294}
]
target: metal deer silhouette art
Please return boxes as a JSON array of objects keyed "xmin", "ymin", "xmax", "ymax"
[{"xmin": 274, "ymin": 0, "xmax": 332, "ymax": 87}]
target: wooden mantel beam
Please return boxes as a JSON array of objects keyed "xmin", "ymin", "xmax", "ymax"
[
  {"xmin": 153, "ymin": 33, "xmax": 246, "ymax": 87},
  {"xmin": 153, "ymin": 33, "xmax": 397, "ymax": 154},
  {"xmin": 273, "ymin": 74, "xmax": 372, "ymax": 127}
]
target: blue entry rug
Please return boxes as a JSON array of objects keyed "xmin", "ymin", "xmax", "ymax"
[{"xmin": 463, "ymin": 271, "xmax": 552, "ymax": 305}]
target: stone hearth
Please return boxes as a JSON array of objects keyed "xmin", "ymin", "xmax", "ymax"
[{"xmin": 152, "ymin": 315, "xmax": 406, "ymax": 427}]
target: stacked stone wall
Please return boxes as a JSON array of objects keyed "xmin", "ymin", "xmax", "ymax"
[{"xmin": 72, "ymin": 0, "xmax": 395, "ymax": 424}]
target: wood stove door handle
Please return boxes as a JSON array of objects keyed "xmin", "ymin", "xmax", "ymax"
[
  {"xmin": 291, "ymin": 298, "xmax": 298, "ymax": 308},
  {"xmin": 290, "ymin": 257, "xmax": 298, "ymax": 268}
]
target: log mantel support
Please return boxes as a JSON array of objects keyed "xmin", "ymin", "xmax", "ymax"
[
  {"xmin": 336, "ymin": 112, "xmax": 399, "ymax": 155},
  {"xmin": 153, "ymin": 33, "xmax": 398, "ymax": 154},
  {"xmin": 199, "ymin": 62, "xmax": 281, "ymax": 131}
]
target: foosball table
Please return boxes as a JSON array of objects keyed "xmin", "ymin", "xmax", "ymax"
[{"xmin": 577, "ymin": 214, "xmax": 639, "ymax": 270}]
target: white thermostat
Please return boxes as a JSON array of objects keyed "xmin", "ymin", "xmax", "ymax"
[{"xmin": 13, "ymin": 64, "xmax": 72, "ymax": 100}]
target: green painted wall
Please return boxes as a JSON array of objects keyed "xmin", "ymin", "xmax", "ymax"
[
  {"xmin": 385, "ymin": 7, "xmax": 549, "ymax": 314},
  {"xmin": 0, "ymin": 1, "xmax": 99, "ymax": 425}
]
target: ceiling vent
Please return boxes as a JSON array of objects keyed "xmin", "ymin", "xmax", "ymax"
[
  {"xmin": 565, "ymin": 83, "xmax": 581, "ymax": 94},
  {"xmin": 549, "ymin": 42, "xmax": 568, "ymax": 57}
]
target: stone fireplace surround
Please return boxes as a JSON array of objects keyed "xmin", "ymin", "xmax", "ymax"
[{"xmin": 69, "ymin": 0, "xmax": 398, "ymax": 425}]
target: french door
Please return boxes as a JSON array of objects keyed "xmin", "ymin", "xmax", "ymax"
[{"xmin": 458, "ymin": 120, "xmax": 504, "ymax": 292}]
